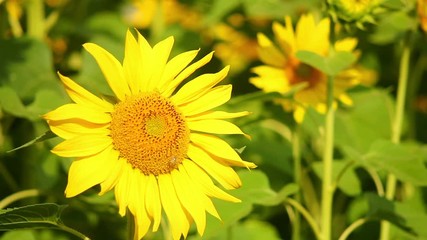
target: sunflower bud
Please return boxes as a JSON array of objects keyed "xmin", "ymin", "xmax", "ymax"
[{"xmin": 328, "ymin": 0, "xmax": 384, "ymax": 29}]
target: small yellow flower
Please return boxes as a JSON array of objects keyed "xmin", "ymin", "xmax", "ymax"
[
  {"xmin": 44, "ymin": 30, "xmax": 255, "ymax": 240},
  {"xmin": 329, "ymin": 0, "xmax": 383, "ymax": 28},
  {"xmin": 250, "ymin": 14, "xmax": 360, "ymax": 123}
]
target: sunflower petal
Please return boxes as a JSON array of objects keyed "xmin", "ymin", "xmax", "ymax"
[
  {"xmin": 190, "ymin": 133, "xmax": 254, "ymax": 168},
  {"xmin": 58, "ymin": 73, "xmax": 113, "ymax": 111},
  {"xmin": 145, "ymin": 174, "xmax": 162, "ymax": 231},
  {"xmin": 159, "ymin": 49, "xmax": 200, "ymax": 93},
  {"xmin": 115, "ymin": 164, "xmax": 132, "ymax": 216},
  {"xmin": 163, "ymin": 52, "xmax": 214, "ymax": 97},
  {"xmin": 188, "ymin": 119, "xmax": 247, "ymax": 136},
  {"xmin": 171, "ymin": 66, "xmax": 229, "ymax": 105},
  {"xmin": 182, "ymin": 160, "xmax": 240, "ymax": 203},
  {"xmin": 136, "ymin": 31, "xmax": 154, "ymax": 92},
  {"xmin": 188, "ymin": 144, "xmax": 242, "ymax": 190},
  {"xmin": 65, "ymin": 146, "xmax": 116, "ymax": 197},
  {"xmin": 52, "ymin": 134, "xmax": 112, "ymax": 157},
  {"xmin": 147, "ymin": 36, "xmax": 174, "ymax": 91},
  {"xmin": 257, "ymin": 33, "xmax": 286, "ymax": 67},
  {"xmin": 83, "ymin": 43, "xmax": 130, "ymax": 100},
  {"xmin": 99, "ymin": 157, "xmax": 126, "ymax": 195},
  {"xmin": 132, "ymin": 170, "xmax": 151, "ymax": 240},
  {"xmin": 123, "ymin": 30, "xmax": 143, "ymax": 94},
  {"xmin": 159, "ymin": 173, "xmax": 190, "ymax": 240},
  {"xmin": 171, "ymin": 169, "xmax": 206, "ymax": 235},
  {"xmin": 48, "ymin": 119, "xmax": 109, "ymax": 140},
  {"xmin": 179, "ymin": 85, "xmax": 232, "ymax": 117},
  {"xmin": 43, "ymin": 103, "xmax": 111, "ymax": 124}
]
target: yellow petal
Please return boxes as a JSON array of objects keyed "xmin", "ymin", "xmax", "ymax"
[
  {"xmin": 158, "ymin": 173, "xmax": 190, "ymax": 240},
  {"xmin": 178, "ymin": 85, "xmax": 232, "ymax": 117},
  {"xmin": 83, "ymin": 43, "xmax": 130, "ymax": 100},
  {"xmin": 145, "ymin": 174, "xmax": 162, "ymax": 231},
  {"xmin": 257, "ymin": 33, "xmax": 286, "ymax": 67},
  {"xmin": 181, "ymin": 160, "xmax": 240, "ymax": 203},
  {"xmin": 171, "ymin": 169, "xmax": 206, "ymax": 235},
  {"xmin": 44, "ymin": 103, "xmax": 111, "ymax": 124},
  {"xmin": 188, "ymin": 119, "xmax": 247, "ymax": 136},
  {"xmin": 48, "ymin": 119, "xmax": 109, "ymax": 140},
  {"xmin": 147, "ymin": 36, "xmax": 174, "ymax": 91},
  {"xmin": 52, "ymin": 134, "xmax": 112, "ymax": 157},
  {"xmin": 115, "ymin": 164, "xmax": 132, "ymax": 216},
  {"xmin": 273, "ymin": 18, "xmax": 296, "ymax": 54},
  {"xmin": 134, "ymin": 172, "xmax": 151, "ymax": 240},
  {"xmin": 136, "ymin": 31, "xmax": 154, "ymax": 92},
  {"xmin": 188, "ymin": 144, "xmax": 242, "ymax": 190},
  {"xmin": 190, "ymin": 133, "xmax": 255, "ymax": 168},
  {"xmin": 65, "ymin": 146, "xmax": 116, "ymax": 197},
  {"xmin": 171, "ymin": 66, "xmax": 229, "ymax": 105},
  {"xmin": 99, "ymin": 157, "xmax": 126, "ymax": 195},
  {"xmin": 293, "ymin": 106, "xmax": 306, "ymax": 123},
  {"xmin": 186, "ymin": 111, "xmax": 250, "ymax": 121},
  {"xmin": 335, "ymin": 38, "xmax": 358, "ymax": 52},
  {"xmin": 123, "ymin": 30, "xmax": 143, "ymax": 94},
  {"xmin": 58, "ymin": 73, "xmax": 114, "ymax": 111},
  {"xmin": 159, "ymin": 49, "xmax": 200, "ymax": 93},
  {"xmin": 163, "ymin": 52, "xmax": 214, "ymax": 97}
]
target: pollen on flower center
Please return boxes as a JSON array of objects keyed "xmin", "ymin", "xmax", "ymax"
[{"xmin": 110, "ymin": 92, "xmax": 190, "ymax": 175}]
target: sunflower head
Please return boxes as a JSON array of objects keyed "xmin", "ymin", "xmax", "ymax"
[
  {"xmin": 250, "ymin": 14, "xmax": 360, "ymax": 123},
  {"xmin": 44, "ymin": 29, "xmax": 255, "ymax": 240},
  {"xmin": 328, "ymin": 0, "xmax": 384, "ymax": 29}
]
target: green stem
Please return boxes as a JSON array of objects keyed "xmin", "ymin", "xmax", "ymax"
[
  {"xmin": 0, "ymin": 161, "xmax": 19, "ymax": 192},
  {"xmin": 292, "ymin": 127, "xmax": 302, "ymax": 240},
  {"xmin": 26, "ymin": 0, "xmax": 44, "ymax": 39},
  {"xmin": 286, "ymin": 198, "xmax": 322, "ymax": 240},
  {"xmin": 0, "ymin": 189, "xmax": 40, "ymax": 209},
  {"xmin": 320, "ymin": 73, "xmax": 335, "ymax": 240},
  {"xmin": 379, "ymin": 39, "xmax": 411, "ymax": 240},
  {"xmin": 338, "ymin": 218, "xmax": 369, "ymax": 240},
  {"xmin": 58, "ymin": 223, "xmax": 91, "ymax": 240}
]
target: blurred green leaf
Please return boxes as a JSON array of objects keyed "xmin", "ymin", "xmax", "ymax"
[
  {"xmin": 336, "ymin": 88, "xmax": 393, "ymax": 153},
  {"xmin": 296, "ymin": 50, "xmax": 356, "ymax": 76},
  {"xmin": 229, "ymin": 219, "xmax": 281, "ymax": 240},
  {"xmin": 366, "ymin": 193, "xmax": 415, "ymax": 235},
  {"xmin": 312, "ymin": 160, "xmax": 361, "ymax": 196},
  {"xmin": 360, "ymin": 140, "xmax": 427, "ymax": 186},
  {"xmin": 0, "ymin": 87, "xmax": 34, "ymax": 120},
  {"xmin": 369, "ymin": 11, "xmax": 416, "ymax": 44},
  {"xmin": 233, "ymin": 170, "xmax": 297, "ymax": 206},
  {"xmin": 0, "ymin": 230, "xmax": 36, "ymax": 240},
  {"xmin": 0, "ymin": 204, "xmax": 66, "ymax": 230},
  {"xmin": 203, "ymin": 0, "xmax": 241, "ymax": 26},
  {"xmin": 0, "ymin": 38, "xmax": 58, "ymax": 100}
]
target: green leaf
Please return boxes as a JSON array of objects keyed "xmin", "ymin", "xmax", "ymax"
[
  {"xmin": 296, "ymin": 50, "xmax": 356, "ymax": 76},
  {"xmin": 203, "ymin": 0, "xmax": 241, "ymax": 26},
  {"xmin": 335, "ymin": 88, "xmax": 394, "ymax": 153},
  {"xmin": 0, "ymin": 204, "xmax": 66, "ymax": 231},
  {"xmin": 365, "ymin": 193, "xmax": 415, "ymax": 235},
  {"xmin": 312, "ymin": 160, "xmax": 361, "ymax": 196},
  {"xmin": 360, "ymin": 140, "xmax": 427, "ymax": 186},
  {"xmin": 0, "ymin": 87, "xmax": 33, "ymax": 120},
  {"xmin": 0, "ymin": 230, "xmax": 36, "ymax": 240},
  {"xmin": 0, "ymin": 38, "xmax": 58, "ymax": 100},
  {"xmin": 369, "ymin": 11, "xmax": 416, "ymax": 44},
  {"xmin": 230, "ymin": 219, "xmax": 281, "ymax": 240},
  {"xmin": 7, "ymin": 130, "xmax": 56, "ymax": 153}
]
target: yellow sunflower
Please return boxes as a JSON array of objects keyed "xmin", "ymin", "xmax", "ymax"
[
  {"xmin": 250, "ymin": 14, "xmax": 360, "ymax": 123},
  {"xmin": 44, "ymin": 29, "xmax": 255, "ymax": 240}
]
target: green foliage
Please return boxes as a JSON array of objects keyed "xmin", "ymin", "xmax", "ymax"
[{"xmin": 296, "ymin": 50, "xmax": 357, "ymax": 76}]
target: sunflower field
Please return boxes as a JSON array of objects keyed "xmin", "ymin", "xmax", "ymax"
[{"xmin": 1, "ymin": 0, "xmax": 427, "ymax": 240}]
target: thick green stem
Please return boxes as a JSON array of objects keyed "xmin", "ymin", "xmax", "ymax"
[
  {"xmin": 379, "ymin": 40, "xmax": 411, "ymax": 240},
  {"xmin": 320, "ymin": 74, "xmax": 335, "ymax": 240},
  {"xmin": 26, "ymin": 0, "xmax": 44, "ymax": 39},
  {"xmin": 292, "ymin": 128, "xmax": 302, "ymax": 240}
]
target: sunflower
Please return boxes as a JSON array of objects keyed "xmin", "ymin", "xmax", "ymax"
[
  {"xmin": 250, "ymin": 14, "xmax": 360, "ymax": 123},
  {"xmin": 44, "ymin": 29, "xmax": 255, "ymax": 240}
]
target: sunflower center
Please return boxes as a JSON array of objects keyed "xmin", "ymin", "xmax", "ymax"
[
  {"xmin": 110, "ymin": 92, "xmax": 190, "ymax": 175},
  {"xmin": 286, "ymin": 60, "xmax": 323, "ymax": 88}
]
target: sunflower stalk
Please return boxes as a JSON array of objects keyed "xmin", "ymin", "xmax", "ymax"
[
  {"xmin": 291, "ymin": 127, "xmax": 302, "ymax": 240},
  {"xmin": 26, "ymin": 0, "xmax": 44, "ymax": 39},
  {"xmin": 379, "ymin": 34, "xmax": 412, "ymax": 240}
]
